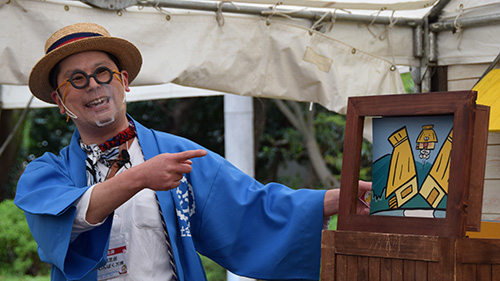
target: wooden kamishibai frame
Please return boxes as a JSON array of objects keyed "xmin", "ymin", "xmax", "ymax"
[{"xmin": 320, "ymin": 91, "xmax": 499, "ymax": 281}]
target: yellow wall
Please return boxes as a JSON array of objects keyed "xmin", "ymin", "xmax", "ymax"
[{"xmin": 448, "ymin": 64, "xmax": 500, "ymax": 221}]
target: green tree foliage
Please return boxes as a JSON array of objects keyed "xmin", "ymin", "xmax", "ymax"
[
  {"xmin": 0, "ymin": 200, "xmax": 49, "ymax": 276},
  {"xmin": 255, "ymin": 99, "xmax": 307, "ymax": 185},
  {"xmin": 2, "ymin": 107, "xmax": 74, "ymax": 200},
  {"xmin": 401, "ymin": 72, "xmax": 415, "ymax": 94},
  {"xmin": 2, "ymin": 107, "xmax": 75, "ymax": 200},
  {"xmin": 127, "ymin": 97, "xmax": 224, "ymax": 155},
  {"xmin": 258, "ymin": 100, "xmax": 372, "ymax": 188},
  {"xmin": 315, "ymin": 109, "xmax": 372, "ymax": 181},
  {"xmin": 200, "ymin": 255, "xmax": 227, "ymax": 281},
  {"xmin": 23, "ymin": 107, "xmax": 75, "ymax": 158}
]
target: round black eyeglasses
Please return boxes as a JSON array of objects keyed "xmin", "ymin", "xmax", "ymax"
[{"xmin": 67, "ymin": 66, "xmax": 121, "ymax": 89}]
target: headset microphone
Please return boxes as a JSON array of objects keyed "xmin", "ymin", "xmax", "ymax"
[
  {"xmin": 116, "ymin": 149, "xmax": 131, "ymax": 168},
  {"xmin": 121, "ymin": 149, "xmax": 130, "ymax": 163}
]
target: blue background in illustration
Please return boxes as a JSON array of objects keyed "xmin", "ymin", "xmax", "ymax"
[{"xmin": 370, "ymin": 115, "xmax": 454, "ymax": 216}]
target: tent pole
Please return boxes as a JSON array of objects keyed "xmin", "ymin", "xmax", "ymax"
[
  {"xmin": 412, "ymin": 25, "xmax": 423, "ymax": 93},
  {"xmin": 413, "ymin": 25, "xmax": 423, "ymax": 59},
  {"xmin": 429, "ymin": 30, "xmax": 437, "ymax": 63},
  {"xmin": 427, "ymin": 0, "xmax": 452, "ymax": 23},
  {"xmin": 223, "ymin": 94, "xmax": 254, "ymax": 176},
  {"xmin": 86, "ymin": 0, "xmax": 499, "ymax": 32},
  {"xmin": 420, "ymin": 16, "xmax": 432, "ymax": 92},
  {"xmin": 131, "ymin": 0, "xmax": 423, "ymax": 27},
  {"xmin": 224, "ymin": 94, "xmax": 256, "ymax": 281},
  {"xmin": 430, "ymin": 13, "xmax": 500, "ymax": 32}
]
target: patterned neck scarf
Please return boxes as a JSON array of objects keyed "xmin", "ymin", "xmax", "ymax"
[{"xmin": 80, "ymin": 120, "xmax": 136, "ymax": 185}]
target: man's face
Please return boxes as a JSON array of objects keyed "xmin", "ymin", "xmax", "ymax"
[{"xmin": 52, "ymin": 51, "xmax": 130, "ymax": 129}]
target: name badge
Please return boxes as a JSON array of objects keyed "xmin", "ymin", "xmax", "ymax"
[{"xmin": 97, "ymin": 246, "xmax": 128, "ymax": 280}]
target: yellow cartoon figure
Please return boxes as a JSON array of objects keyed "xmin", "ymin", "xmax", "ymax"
[
  {"xmin": 386, "ymin": 127, "xmax": 419, "ymax": 209},
  {"xmin": 416, "ymin": 125, "xmax": 438, "ymax": 160},
  {"xmin": 419, "ymin": 129, "xmax": 453, "ymax": 208}
]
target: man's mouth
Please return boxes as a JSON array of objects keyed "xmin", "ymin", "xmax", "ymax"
[{"xmin": 86, "ymin": 97, "xmax": 109, "ymax": 108}]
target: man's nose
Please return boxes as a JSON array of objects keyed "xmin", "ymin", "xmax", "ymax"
[{"xmin": 86, "ymin": 75, "xmax": 100, "ymax": 88}]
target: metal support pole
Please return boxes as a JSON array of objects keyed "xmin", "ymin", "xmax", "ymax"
[
  {"xmin": 157, "ymin": 0, "xmax": 422, "ymax": 26},
  {"xmin": 420, "ymin": 16, "xmax": 431, "ymax": 93},
  {"xmin": 411, "ymin": 25, "xmax": 423, "ymax": 93},
  {"xmin": 83, "ymin": 0, "xmax": 500, "ymax": 32},
  {"xmin": 429, "ymin": 30, "xmax": 437, "ymax": 63},
  {"xmin": 82, "ymin": 0, "xmax": 422, "ymax": 27},
  {"xmin": 224, "ymin": 94, "xmax": 256, "ymax": 281},
  {"xmin": 430, "ymin": 13, "xmax": 500, "ymax": 32},
  {"xmin": 427, "ymin": 0, "xmax": 452, "ymax": 23},
  {"xmin": 224, "ymin": 94, "xmax": 254, "ymax": 177},
  {"xmin": 413, "ymin": 25, "xmax": 423, "ymax": 59}
]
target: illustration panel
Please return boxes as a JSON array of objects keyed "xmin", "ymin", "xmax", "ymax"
[{"xmin": 370, "ymin": 115, "xmax": 454, "ymax": 218}]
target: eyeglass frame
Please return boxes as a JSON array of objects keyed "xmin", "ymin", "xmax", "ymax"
[
  {"xmin": 54, "ymin": 66, "xmax": 124, "ymax": 107},
  {"xmin": 61, "ymin": 66, "xmax": 122, "ymax": 89}
]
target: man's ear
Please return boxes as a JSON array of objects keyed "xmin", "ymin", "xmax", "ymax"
[
  {"xmin": 121, "ymin": 70, "xmax": 131, "ymax": 92},
  {"xmin": 51, "ymin": 91, "xmax": 66, "ymax": 115}
]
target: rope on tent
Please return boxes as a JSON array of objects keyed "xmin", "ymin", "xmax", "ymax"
[
  {"xmin": 387, "ymin": 10, "xmax": 399, "ymax": 70},
  {"xmin": 154, "ymin": 0, "xmax": 172, "ymax": 20},
  {"xmin": 216, "ymin": 1, "xmax": 239, "ymax": 26},
  {"xmin": 261, "ymin": 2, "xmax": 305, "ymax": 26},
  {"xmin": 309, "ymin": 11, "xmax": 333, "ymax": 35},
  {"xmin": 365, "ymin": 8, "xmax": 399, "ymax": 70},
  {"xmin": 366, "ymin": 8, "xmax": 385, "ymax": 39},
  {"xmin": 216, "ymin": 1, "xmax": 224, "ymax": 26},
  {"xmin": 453, "ymin": 4, "xmax": 464, "ymax": 49},
  {"xmin": 0, "ymin": 96, "xmax": 33, "ymax": 158},
  {"xmin": 313, "ymin": 8, "xmax": 353, "ymax": 33}
]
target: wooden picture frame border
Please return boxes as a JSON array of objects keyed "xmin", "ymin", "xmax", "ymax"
[{"xmin": 337, "ymin": 91, "xmax": 479, "ymax": 238}]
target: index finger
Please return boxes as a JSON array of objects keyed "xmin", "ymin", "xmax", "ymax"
[{"xmin": 171, "ymin": 149, "xmax": 208, "ymax": 162}]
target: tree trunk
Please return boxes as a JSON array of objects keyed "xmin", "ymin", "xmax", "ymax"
[
  {"xmin": 304, "ymin": 132, "xmax": 339, "ymax": 188},
  {"xmin": 0, "ymin": 109, "xmax": 24, "ymax": 201},
  {"xmin": 273, "ymin": 99, "xmax": 339, "ymax": 189}
]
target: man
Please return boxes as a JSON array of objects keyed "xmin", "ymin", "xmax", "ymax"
[{"xmin": 15, "ymin": 23, "xmax": 370, "ymax": 281}]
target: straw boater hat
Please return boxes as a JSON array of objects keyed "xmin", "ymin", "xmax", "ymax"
[{"xmin": 29, "ymin": 22, "xmax": 142, "ymax": 104}]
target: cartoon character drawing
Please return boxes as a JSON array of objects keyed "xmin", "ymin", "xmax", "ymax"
[
  {"xmin": 416, "ymin": 125, "xmax": 438, "ymax": 160},
  {"xmin": 419, "ymin": 129, "xmax": 452, "ymax": 208},
  {"xmin": 386, "ymin": 127, "xmax": 419, "ymax": 209},
  {"xmin": 370, "ymin": 115, "xmax": 453, "ymax": 218}
]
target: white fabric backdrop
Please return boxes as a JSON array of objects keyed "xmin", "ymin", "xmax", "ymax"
[
  {"xmin": 1, "ymin": 0, "xmax": 436, "ymax": 112},
  {"xmin": 437, "ymin": 0, "xmax": 500, "ymax": 66}
]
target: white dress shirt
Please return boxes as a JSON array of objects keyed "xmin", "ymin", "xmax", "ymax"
[{"xmin": 72, "ymin": 139, "xmax": 173, "ymax": 280}]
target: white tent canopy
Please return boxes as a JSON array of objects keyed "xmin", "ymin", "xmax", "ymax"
[
  {"xmin": 0, "ymin": 0, "xmax": 416, "ymax": 112},
  {"xmin": 1, "ymin": 0, "xmax": 499, "ymax": 111},
  {"xmin": 437, "ymin": 0, "xmax": 500, "ymax": 65}
]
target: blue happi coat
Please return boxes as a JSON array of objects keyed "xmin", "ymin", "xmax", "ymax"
[{"xmin": 15, "ymin": 119, "xmax": 326, "ymax": 281}]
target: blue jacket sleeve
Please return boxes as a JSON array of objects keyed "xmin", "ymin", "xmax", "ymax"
[
  {"xmin": 190, "ymin": 152, "xmax": 326, "ymax": 280},
  {"xmin": 145, "ymin": 126, "xmax": 326, "ymax": 280},
  {"xmin": 14, "ymin": 140, "xmax": 111, "ymax": 280}
]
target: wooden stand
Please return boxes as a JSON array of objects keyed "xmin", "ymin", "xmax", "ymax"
[
  {"xmin": 320, "ymin": 91, "xmax": 497, "ymax": 281},
  {"xmin": 321, "ymin": 230, "xmax": 500, "ymax": 281}
]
